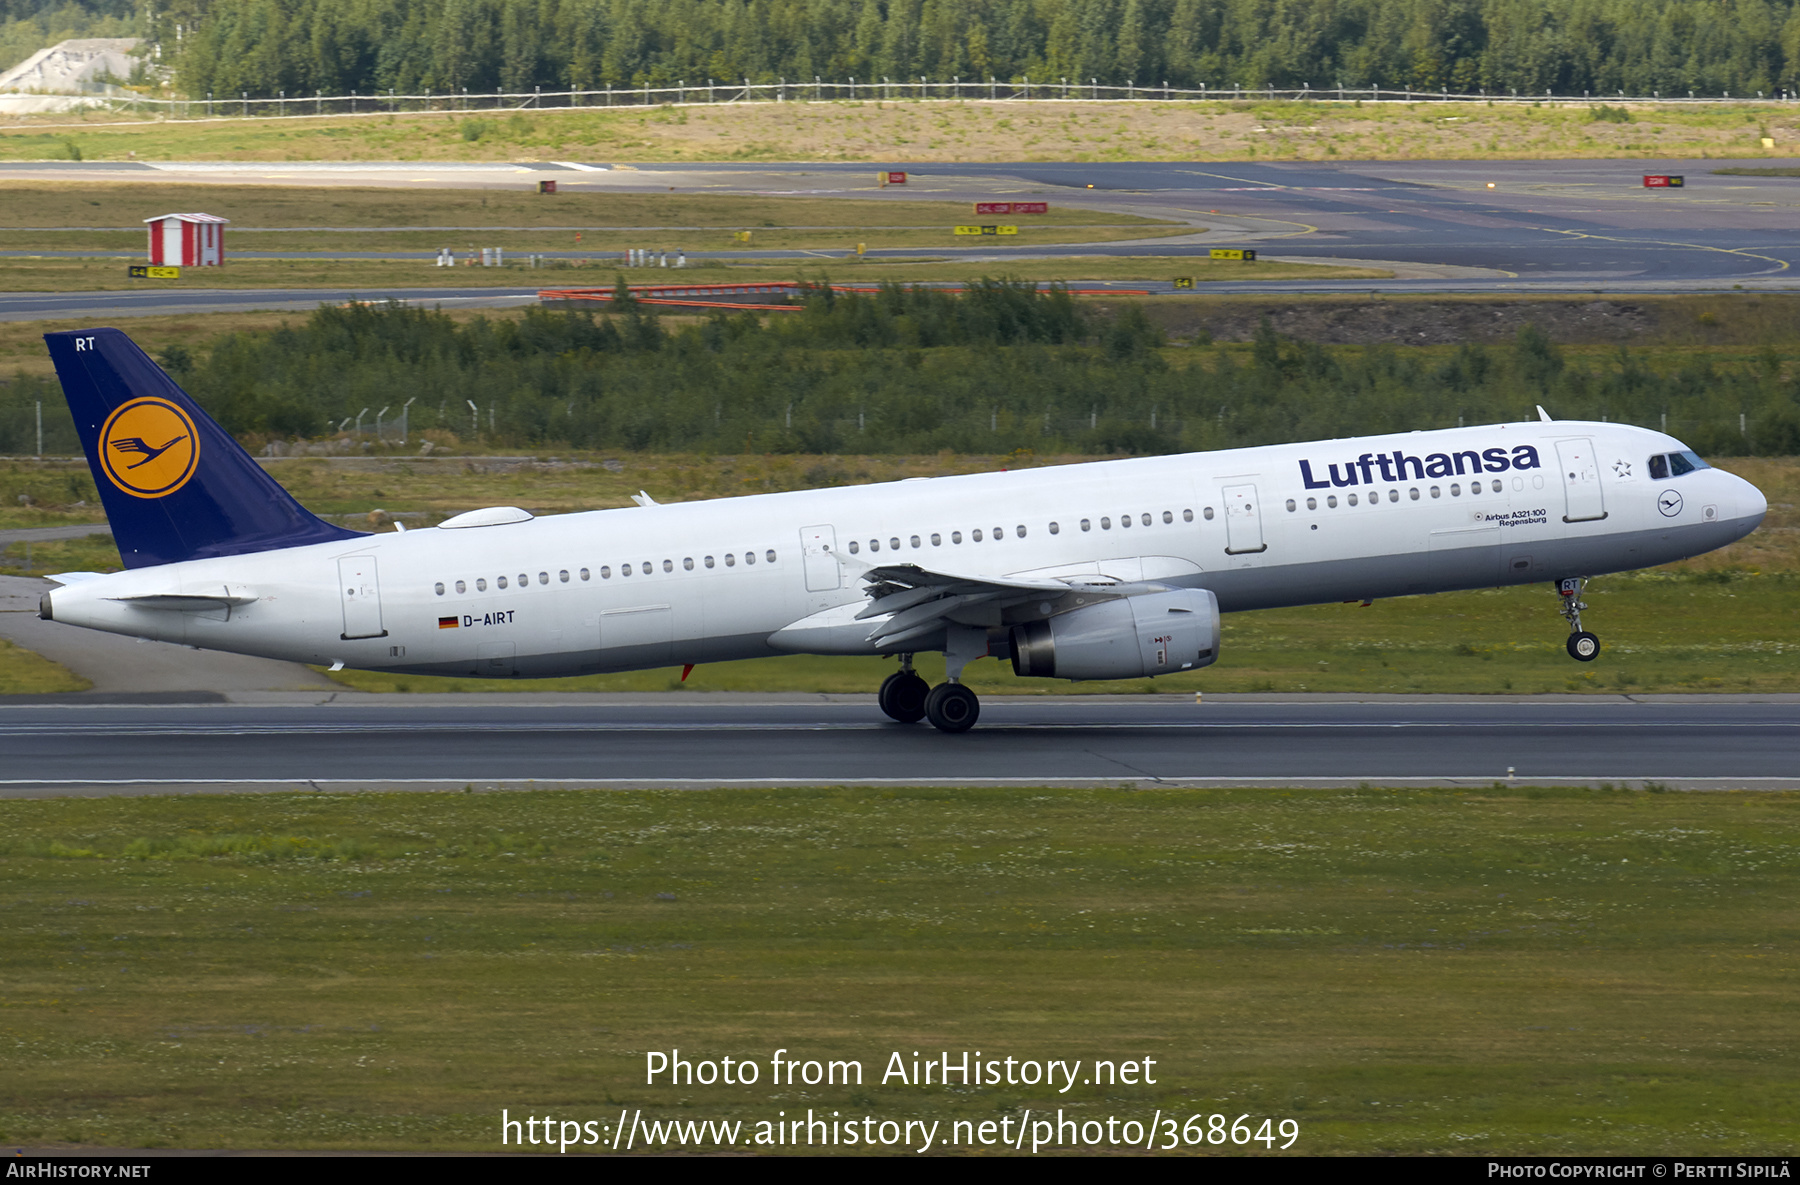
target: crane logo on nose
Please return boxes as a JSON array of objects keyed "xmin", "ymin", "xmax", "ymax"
[{"xmin": 1657, "ymin": 490, "xmax": 1684, "ymax": 517}]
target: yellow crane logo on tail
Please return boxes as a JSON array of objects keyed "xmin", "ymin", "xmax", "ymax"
[{"xmin": 98, "ymin": 397, "xmax": 199, "ymax": 498}]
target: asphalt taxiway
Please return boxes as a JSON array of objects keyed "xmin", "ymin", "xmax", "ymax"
[{"xmin": 7, "ymin": 157, "xmax": 1800, "ymax": 320}]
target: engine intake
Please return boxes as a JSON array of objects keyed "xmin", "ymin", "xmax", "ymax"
[{"xmin": 1010, "ymin": 589, "xmax": 1220, "ymax": 681}]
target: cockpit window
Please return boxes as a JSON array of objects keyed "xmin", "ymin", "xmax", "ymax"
[{"xmin": 1650, "ymin": 451, "xmax": 1709, "ymax": 479}]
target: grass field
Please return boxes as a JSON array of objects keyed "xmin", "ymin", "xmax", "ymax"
[
  {"xmin": 3, "ymin": 98, "xmax": 1796, "ymax": 164},
  {"xmin": 0, "ymin": 783, "xmax": 1793, "ymax": 1153},
  {"xmin": 0, "ymin": 636, "xmax": 88, "ymax": 693},
  {"xmin": 0, "ymin": 255, "xmax": 1382, "ymax": 300},
  {"xmin": 0, "ymin": 180, "xmax": 1195, "ymax": 259}
]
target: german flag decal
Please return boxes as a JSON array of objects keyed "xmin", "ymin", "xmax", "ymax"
[{"xmin": 438, "ymin": 616, "xmax": 459, "ymax": 629}]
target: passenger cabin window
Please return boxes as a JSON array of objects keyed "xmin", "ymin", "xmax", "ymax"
[
  {"xmin": 435, "ymin": 582, "xmax": 445, "ymax": 595},
  {"xmin": 581, "ymin": 568, "xmax": 591, "ymax": 581},
  {"xmin": 766, "ymin": 550, "xmax": 777, "ymax": 563},
  {"xmin": 1202, "ymin": 507, "xmax": 1214, "ymax": 521},
  {"xmin": 559, "ymin": 570, "xmax": 570, "ymax": 583},
  {"xmin": 849, "ymin": 541, "xmax": 860, "ymax": 554},
  {"xmin": 725, "ymin": 554, "xmax": 736, "ymax": 567},
  {"xmin": 1183, "ymin": 509, "xmax": 1194, "ymax": 523},
  {"xmin": 455, "ymin": 580, "xmax": 467, "ymax": 594},
  {"xmin": 476, "ymin": 578, "xmax": 487, "ymax": 591},
  {"xmin": 705, "ymin": 556, "xmax": 715, "ymax": 568},
  {"xmin": 497, "ymin": 576, "xmax": 508, "ymax": 589},
  {"xmin": 745, "ymin": 551, "xmax": 756, "ymax": 565},
  {"xmin": 972, "ymin": 529, "xmax": 984, "ymax": 542}
]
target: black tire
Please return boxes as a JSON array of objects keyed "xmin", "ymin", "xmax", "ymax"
[
  {"xmin": 924, "ymin": 682, "xmax": 980, "ymax": 733},
  {"xmin": 1567, "ymin": 631, "xmax": 1600, "ymax": 662},
  {"xmin": 878, "ymin": 671, "xmax": 929, "ymax": 723}
]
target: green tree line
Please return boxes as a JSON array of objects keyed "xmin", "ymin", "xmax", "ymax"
[
  {"xmin": 131, "ymin": 0, "xmax": 1800, "ymax": 102},
  {"xmin": 4, "ymin": 286, "xmax": 1798, "ymax": 457}
]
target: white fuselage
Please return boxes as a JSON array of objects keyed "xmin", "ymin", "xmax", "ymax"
[{"xmin": 44, "ymin": 420, "xmax": 1767, "ymax": 679}]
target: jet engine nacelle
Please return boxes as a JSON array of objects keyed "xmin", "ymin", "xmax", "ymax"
[{"xmin": 1009, "ymin": 588, "xmax": 1220, "ymax": 681}]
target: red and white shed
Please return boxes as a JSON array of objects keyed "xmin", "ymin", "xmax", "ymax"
[{"xmin": 144, "ymin": 212, "xmax": 229, "ymax": 267}]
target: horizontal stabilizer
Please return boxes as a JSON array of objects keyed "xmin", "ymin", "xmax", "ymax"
[{"xmin": 110, "ymin": 587, "xmax": 258, "ymax": 610}]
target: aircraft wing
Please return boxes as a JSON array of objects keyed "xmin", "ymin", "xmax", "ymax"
[{"xmin": 856, "ymin": 562, "xmax": 1093, "ymax": 648}]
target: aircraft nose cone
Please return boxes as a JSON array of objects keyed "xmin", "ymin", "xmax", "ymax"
[{"xmin": 1740, "ymin": 474, "xmax": 1768, "ymax": 526}]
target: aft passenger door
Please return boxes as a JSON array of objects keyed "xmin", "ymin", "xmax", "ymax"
[
  {"xmin": 1556, "ymin": 438, "xmax": 1607, "ymax": 522},
  {"xmin": 337, "ymin": 556, "xmax": 386, "ymax": 639}
]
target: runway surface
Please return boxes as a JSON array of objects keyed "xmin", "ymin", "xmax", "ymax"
[{"xmin": 2, "ymin": 697, "xmax": 1795, "ymax": 794}]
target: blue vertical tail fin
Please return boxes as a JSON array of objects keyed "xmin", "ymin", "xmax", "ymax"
[{"xmin": 45, "ymin": 327, "xmax": 365, "ymax": 569}]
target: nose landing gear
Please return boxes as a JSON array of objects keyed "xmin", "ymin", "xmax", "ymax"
[{"xmin": 1558, "ymin": 577, "xmax": 1601, "ymax": 662}]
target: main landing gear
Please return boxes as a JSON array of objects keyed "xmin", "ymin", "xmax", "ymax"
[
  {"xmin": 1558, "ymin": 577, "xmax": 1601, "ymax": 662},
  {"xmin": 878, "ymin": 632, "xmax": 987, "ymax": 733},
  {"xmin": 877, "ymin": 664, "xmax": 929, "ymax": 724}
]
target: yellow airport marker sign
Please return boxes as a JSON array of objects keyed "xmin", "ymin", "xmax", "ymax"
[
  {"xmin": 128, "ymin": 265, "xmax": 181, "ymax": 279},
  {"xmin": 953, "ymin": 225, "xmax": 1019, "ymax": 236},
  {"xmin": 1208, "ymin": 248, "xmax": 1256, "ymax": 261}
]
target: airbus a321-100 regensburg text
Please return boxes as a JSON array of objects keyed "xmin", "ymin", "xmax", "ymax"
[{"xmin": 38, "ymin": 328, "xmax": 1767, "ymax": 732}]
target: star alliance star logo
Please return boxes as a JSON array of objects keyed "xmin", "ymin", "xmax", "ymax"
[{"xmin": 1612, "ymin": 459, "xmax": 1632, "ymax": 477}]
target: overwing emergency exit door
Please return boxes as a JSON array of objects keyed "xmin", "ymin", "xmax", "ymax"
[
  {"xmin": 800, "ymin": 524, "xmax": 841, "ymax": 592},
  {"xmin": 338, "ymin": 556, "xmax": 386, "ymax": 639}
]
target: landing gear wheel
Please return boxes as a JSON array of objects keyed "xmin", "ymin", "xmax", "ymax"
[
  {"xmin": 878, "ymin": 670, "xmax": 929, "ymax": 723},
  {"xmin": 1567, "ymin": 631, "xmax": 1601, "ymax": 662},
  {"xmin": 924, "ymin": 682, "xmax": 980, "ymax": 733}
]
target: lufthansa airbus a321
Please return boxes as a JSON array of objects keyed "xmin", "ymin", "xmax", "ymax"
[{"xmin": 36, "ymin": 328, "xmax": 1767, "ymax": 732}]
